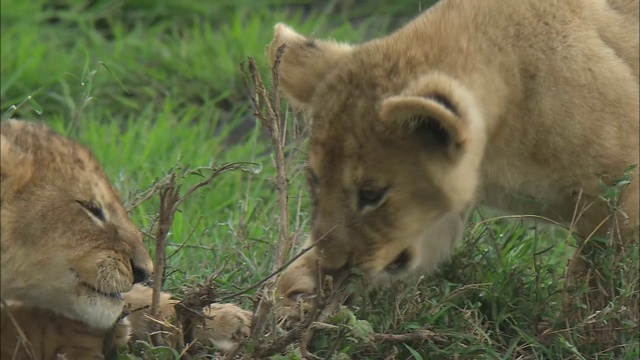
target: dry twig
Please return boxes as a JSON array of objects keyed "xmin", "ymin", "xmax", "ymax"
[
  {"xmin": 136, "ymin": 162, "xmax": 256, "ymax": 347},
  {"xmin": 241, "ymin": 44, "xmax": 292, "ymax": 270},
  {"xmin": 235, "ymin": 45, "xmax": 362, "ymax": 359},
  {"xmin": 372, "ymin": 329, "xmax": 442, "ymax": 343},
  {"xmin": 150, "ymin": 174, "xmax": 179, "ymax": 346}
]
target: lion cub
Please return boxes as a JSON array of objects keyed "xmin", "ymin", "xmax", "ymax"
[
  {"xmin": 1, "ymin": 120, "xmax": 251, "ymax": 358},
  {"xmin": 1, "ymin": 119, "xmax": 153, "ymax": 330},
  {"xmin": 268, "ymin": 0, "xmax": 639, "ymax": 309},
  {"xmin": 1, "ymin": 119, "xmax": 153, "ymax": 359}
]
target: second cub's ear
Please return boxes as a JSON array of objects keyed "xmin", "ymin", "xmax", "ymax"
[
  {"xmin": 1, "ymin": 132, "xmax": 34, "ymax": 201},
  {"xmin": 266, "ymin": 23, "xmax": 353, "ymax": 109},
  {"xmin": 379, "ymin": 73, "xmax": 480, "ymax": 157}
]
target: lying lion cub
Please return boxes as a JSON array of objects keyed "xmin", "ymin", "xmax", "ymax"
[
  {"xmin": 1, "ymin": 119, "xmax": 153, "ymax": 331},
  {"xmin": 0, "ymin": 120, "xmax": 251, "ymax": 358},
  {"xmin": 1, "ymin": 119, "xmax": 153, "ymax": 359},
  {"xmin": 268, "ymin": 0, "xmax": 639, "ymax": 310}
]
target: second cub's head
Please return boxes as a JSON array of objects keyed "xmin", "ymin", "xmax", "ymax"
[{"xmin": 268, "ymin": 24, "xmax": 486, "ymax": 286}]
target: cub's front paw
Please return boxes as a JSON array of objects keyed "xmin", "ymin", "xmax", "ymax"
[
  {"xmin": 194, "ymin": 303, "xmax": 253, "ymax": 352},
  {"xmin": 111, "ymin": 316, "xmax": 132, "ymax": 349}
]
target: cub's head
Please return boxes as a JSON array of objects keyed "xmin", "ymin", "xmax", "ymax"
[
  {"xmin": 269, "ymin": 24, "xmax": 487, "ymax": 299},
  {"xmin": 0, "ymin": 119, "xmax": 153, "ymax": 329}
]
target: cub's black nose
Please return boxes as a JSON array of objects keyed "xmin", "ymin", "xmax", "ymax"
[{"xmin": 131, "ymin": 260, "xmax": 151, "ymax": 284}]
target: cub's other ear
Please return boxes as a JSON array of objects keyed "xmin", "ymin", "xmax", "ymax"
[
  {"xmin": 379, "ymin": 73, "xmax": 482, "ymax": 157},
  {"xmin": 1, "ymin": 130, "xmax": 34, "ymax": 201},
  {"xmin": 266, "ymin": 23, "xmax": 353, "ymax": 109}
]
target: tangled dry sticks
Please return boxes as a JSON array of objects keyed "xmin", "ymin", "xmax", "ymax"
[
  {"xmin": 123, "ymin": 41, "xmax": 441, "ymax": 360},
  {"xmin": 201, "ymin": 46, "xmax": 444, "ymax": 359}
]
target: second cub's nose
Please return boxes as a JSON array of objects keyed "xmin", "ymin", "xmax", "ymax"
[{"xmin": 131, "ymin": 260, "xmax": 151, "ymax": 284}]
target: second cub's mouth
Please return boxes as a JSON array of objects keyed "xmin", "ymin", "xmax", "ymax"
[{"xmin": 81, "ymin": 282, "xmax": 123, "ymax": 300}]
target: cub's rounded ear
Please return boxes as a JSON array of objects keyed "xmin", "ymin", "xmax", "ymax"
[
  {"xmin": 266, "ymin": 23, "xmax": 353, "ymax": 109},
  {"xmin": 379, "ymin": 73, "xmax": 482, "ymax": 157},
  {"xmin": 0, "ymin": 132, "xmax": 34, "ymax": 201},
  {"xmin": 380, "ymin": 95, "xmax": 466, "ymax": 154}
]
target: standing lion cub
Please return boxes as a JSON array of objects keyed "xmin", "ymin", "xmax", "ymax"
[{"xmin": 268, "ymin": 0, "xmax": 639, "ymax": 308}]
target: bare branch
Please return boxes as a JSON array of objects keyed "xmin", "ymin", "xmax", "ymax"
[
  {"xmin": 241, "ymin": 45, "xmax": 292, "ymax": 271},
  {"xmin": 150, "ymin": 174, "xmax": 179, "ymax": 346},
  {"xmin": 372, "ymin": 329, "xmax": 442, "ymax": 343},
  {"xmin": 142, "ymin": 162, "xmax": 255, "ymax": 347}
]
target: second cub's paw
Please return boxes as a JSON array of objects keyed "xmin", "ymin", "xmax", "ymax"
[
  {"xmin": 111, "ymin": 316, "xmax": 132, "ymax": 349},
  {"xmin": 194, "ymin": 303, "xmax": 253, "ymax": 352}
]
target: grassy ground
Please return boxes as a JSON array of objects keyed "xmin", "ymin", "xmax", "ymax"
[{"xmin": 1, "ymin": 0, "xmax": 638, "ymax": 359}]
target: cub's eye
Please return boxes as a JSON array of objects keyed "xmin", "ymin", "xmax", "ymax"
[
  {"xmin": 357, "ymin": 187, "xmax": 388, "ymax": 210},
  {"xmin": 77, "ymin": 200, "xmax": 106, "ymax": 222}
]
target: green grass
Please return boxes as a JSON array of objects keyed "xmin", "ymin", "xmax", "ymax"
[{"xmin": 1, "ymin": 0, "xmax": 637, "ymax": 359}]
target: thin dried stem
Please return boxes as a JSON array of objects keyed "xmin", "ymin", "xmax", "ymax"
[
  {"xmin": 142, "ymin": 163, "xmax": 254, "ymax": 347},
  {"xmin": 241, "ymin": 44, "xmax": 292, "ymax": 270},
  {"xmin": 235, "ymin": 45, "xmax": 359, "ymax": 359},
  {"xmin": 372, "ymin": 329, "xmax": 441, "ymax": 342},
  {"xmin": 150, "ymin": 174, "xmax": 179, "ymax": 346}
]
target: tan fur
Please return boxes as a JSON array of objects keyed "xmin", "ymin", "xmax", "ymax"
[
  {"xmin": 1, "ymin": 285, "xmax": 253, "ymax": 358},
  {"xmin": 123, "ymin": 284, "xmax": 252, "ymax": 352},
  {"xmin": 1, "ymin": 119, "xmax": 154, "ymax": 331},
  {"xmin": 0, "ymin": 301, "xmax": 118, "ymax": 360},
  {"xmin": 269, "ymin": 0, "xmax": 639, "ymax": 302},
  {"xmin": 122, "ymin": 284, "xmax": 179, "ymax": 347},
  {"xmin": 0, "ymin": 120, "xmax": 251, "ymax": 356},
  {"xmin": 196, "ymin": 303, "xmax": 253, "ymax": 351}
]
